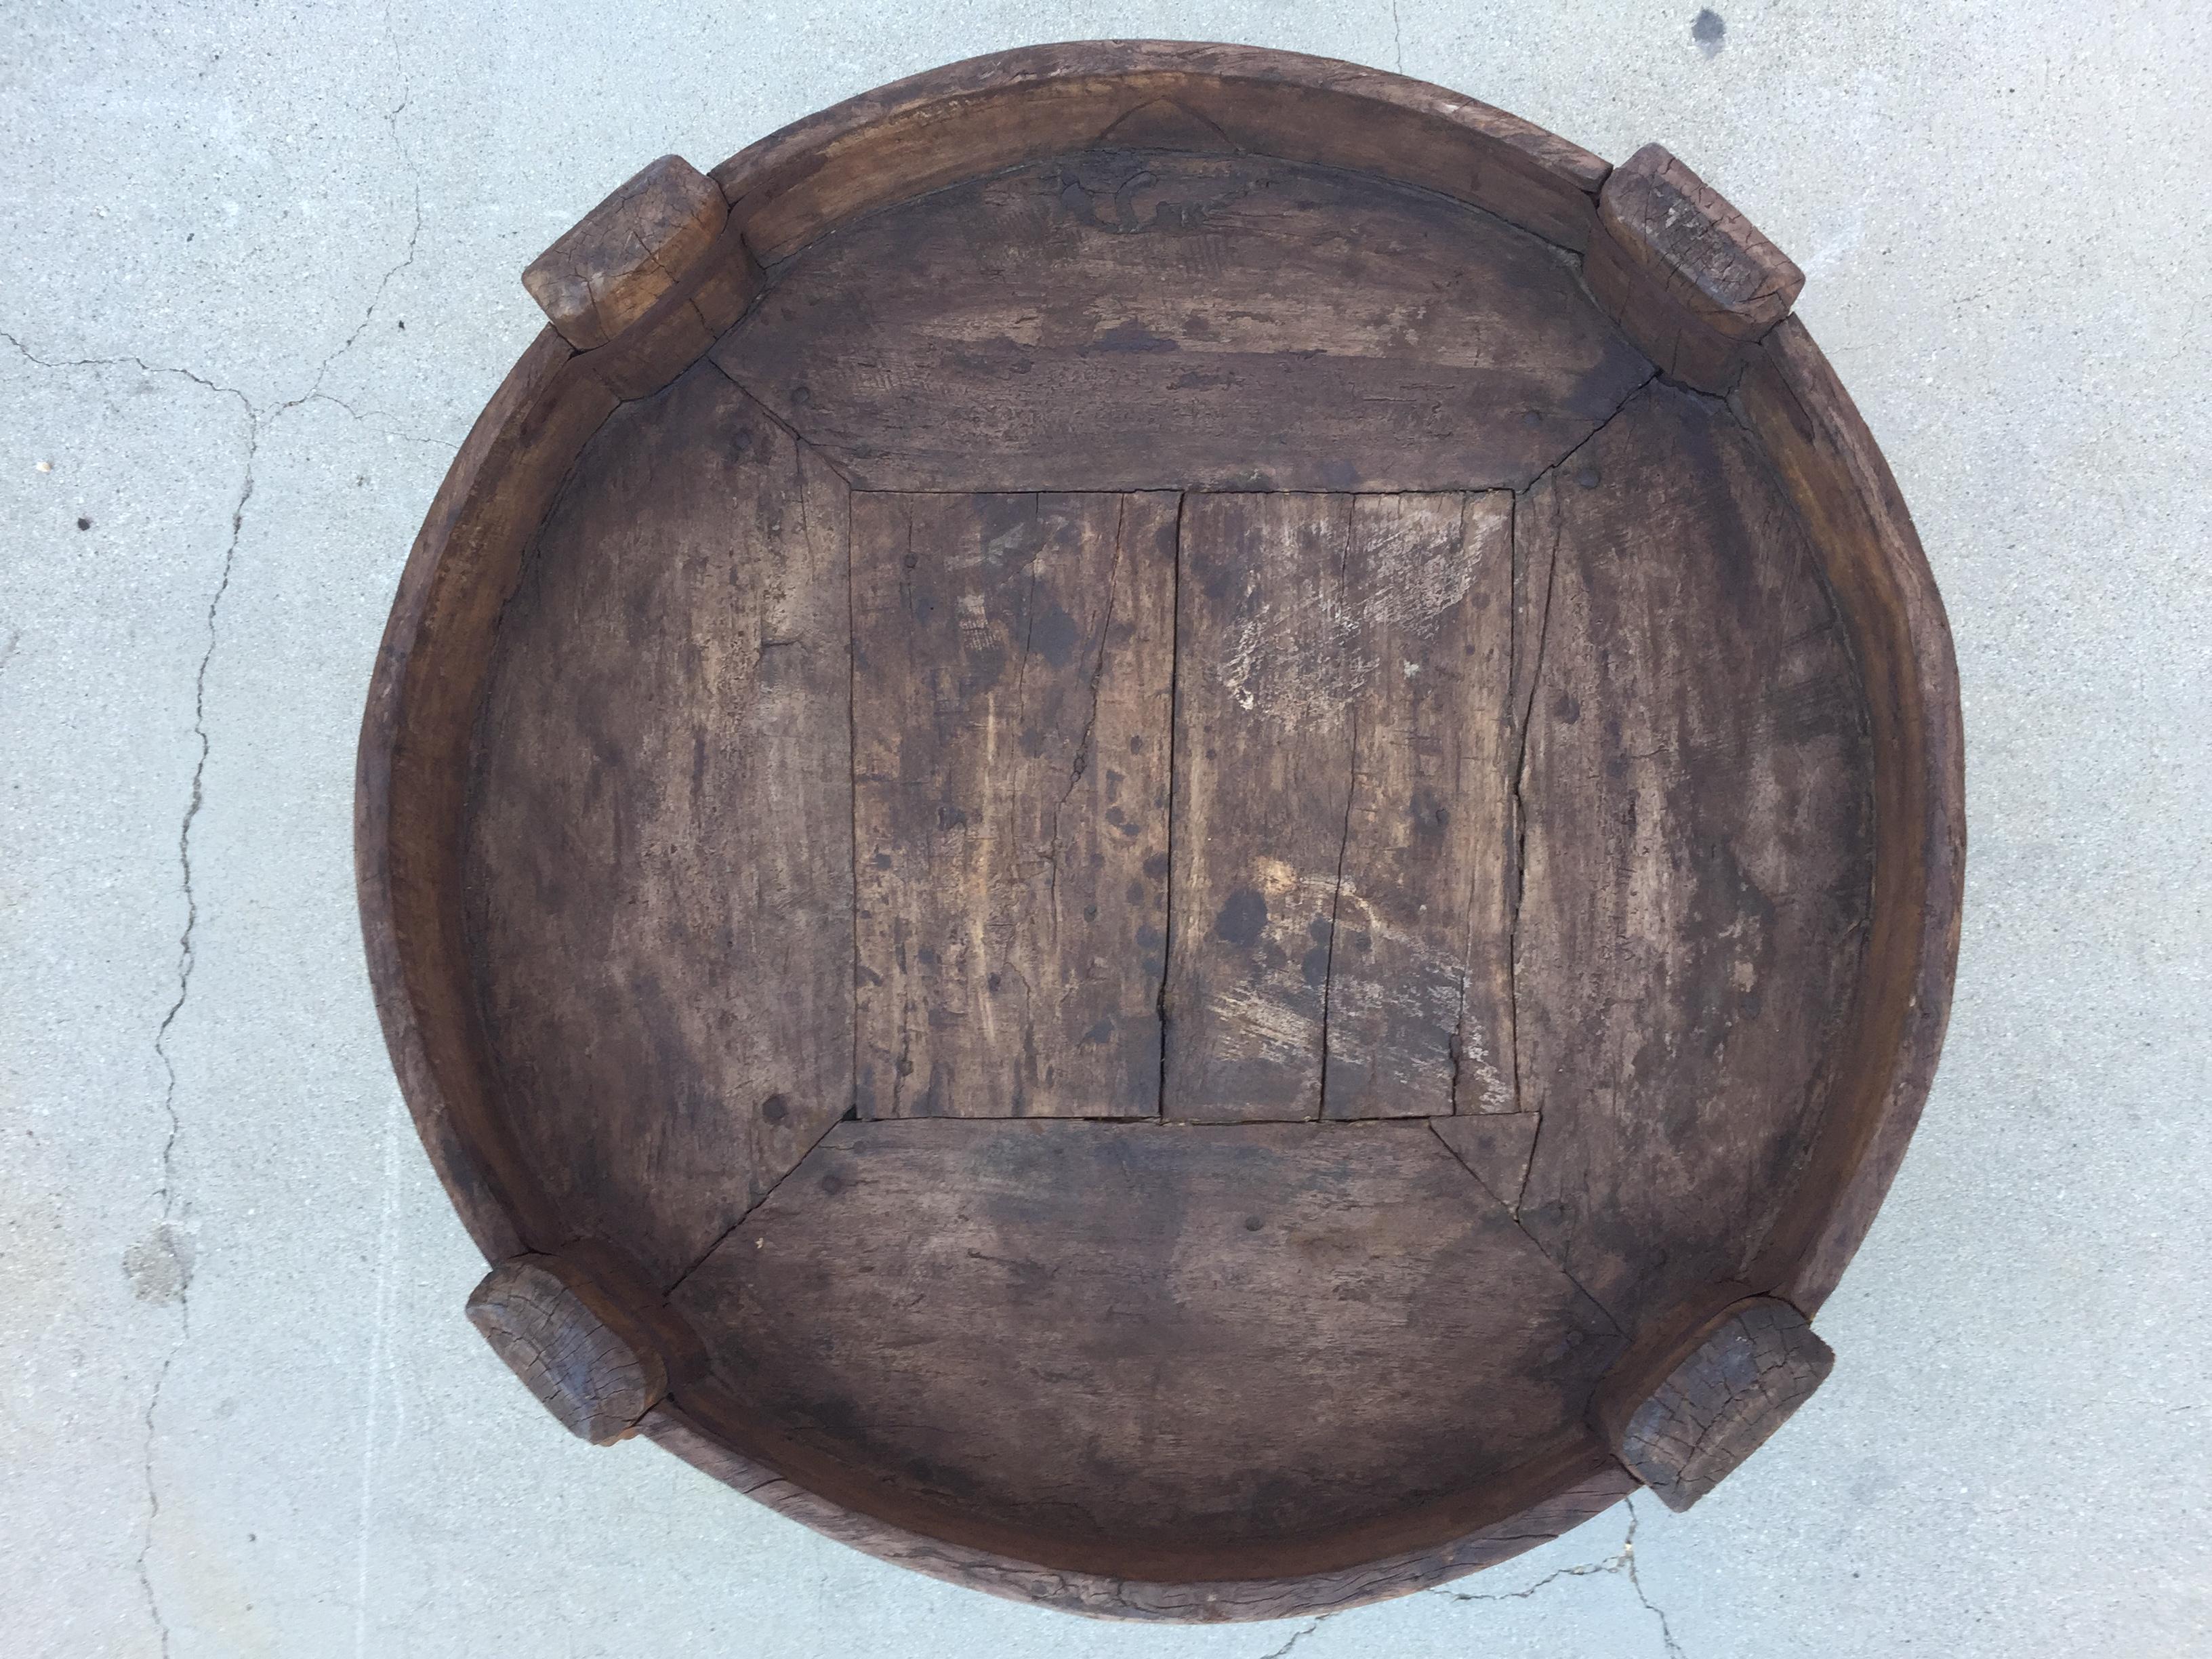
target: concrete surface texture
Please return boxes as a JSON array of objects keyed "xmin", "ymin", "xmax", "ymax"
[{"xmin": 1, "ymin": 1, "xmax": 2205, "ymax": 1654}]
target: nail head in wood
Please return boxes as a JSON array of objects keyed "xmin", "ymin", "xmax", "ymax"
[
  {"xmin": 1584, "ymin": 143, "xmax": 1804, "ymax": 392},
  {"xmin": 466, "ymin": 1254, "xmax": 668, "ymax": 1444},
  {"xmin": 1605, "ymin": 1296, "xmax": 1835, "ymax": 1511},
  {"xmin": 523, "ymin": 155, "xmax": 730, "ymax": 352}
]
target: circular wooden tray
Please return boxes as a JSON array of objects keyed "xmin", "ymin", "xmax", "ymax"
[{"xmin": 356, "ymin": 43, "xmax": 1963, "ymax": 1622}]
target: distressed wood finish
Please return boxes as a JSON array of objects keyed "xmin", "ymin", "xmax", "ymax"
[
  {"xmin": 1584, "ymin": 144, "xmax": 1804, "ymax": 394},
  {"xmin": 359, "ymin": 42, "xmax": 1960, "ymax": 1624},
  {"xmin": 467, "ymin": 1254, "xmax": 669, "ymax": 1443},
  {"xmin": 1162, "ymin": 491, "xmax": 1521, "ymax": 1124},
  {"xmin": 1511, "ymin": 382, "xmax": 1875, "ymax": 1326},
  {"xmin": 713, "ymin": 149, "xmax": 1650, "ymax": 493},
  {"xmin": 464, "ymin": 361, "xmax": 855, "ymax": 1288},
  {"xmin": 523, "ymin": 155, "xmax": 731, "ymax": 352},
  {"xmin": 673, "ymin": 1119, "xmax": 1623, "ymax": 1549},
  {"xmin": 1598, "ymin": 1297, "xmax": 1835, "ymax": 1513},
  {"xmin": 851, "ymin": 492, "xmax": 1177, "ymax": 1119}
]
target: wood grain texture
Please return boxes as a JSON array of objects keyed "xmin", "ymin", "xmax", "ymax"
[
  {"xmin": 1164, "ymin": 493, "xmax": 1519, "ymax": 1123},
  {"xmin": 464, "ymin": 360, "xmax": 853, "ymax": 1286},
  {"xmin": 467, "ymin": 1254, "xmax": 669, "ymax": 1443},
  {"xmin": 712, "ymin": 149, "xmax": 1649, "ymax": 493},
  {"xmin": 1601, "ymin": 1296, "xmax": 1833, "ymax": 1512},
  {"xmin": 1734, "ymin": 317, "xmax": 1965, "ymax": 1311},
  {"xmin": 852, "ymin": 493, "xmax": 1177, "ymax": 1118},
  {"xmin": 361, "ymin": 49, "xmax": 1961, "ymax": 1618},
  {"xmin": 1511, "ymin": 380, "xmax": 1875, "ymax": 1326},
  {"xmin": 358, "ymin": 325, "xmax": 618, "ymax": 1264},
  {"xmin": 1584, "ymin": 144, "xmax": 1803, "ymax": 394},
  {"xmin": 573, "ymin": 213, "xmax": 765, "ymax": 403},
  {"xmin": 645, "ymin": 1393, "xmax": 1635, "ymax": 1620},
  {"xmin": 523, "ymin": 155, "xmax": 731, "ymax": 352},
  {"xmin": 1431, "ymin": 1113, "xmax": 1541, "ymax": 1209},
  {"xmin": 672, "ymin": 1119, "xmax": 1623, "ymax": 1552},
  {"xmin": 709, "ymin": 41, "xmax": 1610, "ymax": 261}
]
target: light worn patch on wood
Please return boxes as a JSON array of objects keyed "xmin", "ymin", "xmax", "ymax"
[
  {"xmin": 462, "ymin": 361, "xmax": 854, "ymax": 1286},
  {"xmin": 1165, "ymin": 492, "xmax": 1517, "ymax": 1123},
  {"xmin": 1611, "ymin": 1297, "xmax": 1834, "ymax": 1511},
  {"xmin": 672, "ymin": 1118, "xmax": 1623, "ymax": 1550},
  {"xmin": 1511, "ymin": 382, "xmax": 1875, "ymax": 1324},
  {"xmin": 712, "ymin": 150, "xmax": 1648, "ymax": 493},
  {"xmin": 1324, "ymin": 494, "xmax": 1517, "ymax": 1120},
  {"xmin": 851, "ymin": 492, "xmax": 1178, "ymax": 1118}
]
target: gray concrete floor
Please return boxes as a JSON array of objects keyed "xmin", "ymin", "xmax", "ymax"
[{"xmin": 3, "ymin": 2, "xmax": 2206, "ymax": 1654}]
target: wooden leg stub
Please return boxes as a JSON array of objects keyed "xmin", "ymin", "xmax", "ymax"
[
  {"xmin": 1584, "ymin": 143, "xmax": 1804, "ymax": 394},
  {"xmin": 1599, "ymin": 1296, "xmax": 1834, "ymax": 1511},
  {"xmin": 521, "ymin": 155, "xmax": 730, "ymax": 352},
  {"xmin": 466, "ymin": 1254, "xmax": 669, "ymax": 1445}
]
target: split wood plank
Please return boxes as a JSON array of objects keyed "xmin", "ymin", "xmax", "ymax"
[
  {"xmin": 1164, "ymin": 491, "xmax": 1517, "ymax": 1123},
  {"xmin": 462, "ymin": 361, "xmax": 854, "ymax": 1286},
  {"xmin": 713, "ymin": 150, "xmax": 1650, "ymax": 493},
  {"xmin": 851, "ymin": 492, "xmax": 1179, "ymax": 1118},
  {"xmin": 1511, "ymin": 381, "xmax": 1875, "ymax": 1325},
  {"xmin": 672, "ymin": 1118, "xmax": 1624, "ymax": 1551}
]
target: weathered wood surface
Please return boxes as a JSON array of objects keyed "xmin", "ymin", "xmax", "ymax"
[
  {"xmin": 1584, "ymin": 144, "xmax": 1803, "ymax": 394},
  {"xmin": 359, "ymin": 324, "xmax": 618, "ymax": 1265},
  {"xmin": 1511, "ymin": 380, "xmax": 1875, "ymax": 1325},
  {"xmin": 467, "ymin": 1254, "xmax": 668, "ymax": 1443},
  {"xmin": 672, "ymin": 1119, "xmax": 1623, "ymax": 1551},
  {"xmin": 1734, "ymin": 318, "xmax": 1965, "ymax": 1311},
  {"xmin": 365, "ymin": 47, "xmax": 1959, "ymax": 1620},
  {"xmin": 1602, "ymin": 1296, "xmax": 1834, "ymax": 1511},
  {"xmin": 464, "ymin": 361, "xmax": 855, "ymax": 1287},
  {"xmin": 1162, "ymin": 492, "xmax": 1519, "ymax": 1123},
  {"xmin": 712, "ymin": 150, "xmax": 1649, "ymax": 493},
  {"xmin": 710, "ymin": 41, "xmax": 1610, "ymax": 260},
  {"xmin": 851, "ymin": 493, "xmax": 1178, "ymax": 1118},
  {"xmin": 644, "ymin": 1393, "xmax": 1637, "ymax": 1621},
  {"xmin": 1431, "ymin": 1113, "xmax": 1541, "ymax": 1210},
  {"xmin": 523, "ymin": 155, "xmax": 731, "ymax": 352}
]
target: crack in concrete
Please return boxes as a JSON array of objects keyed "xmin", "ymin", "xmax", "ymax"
[
  {"xmin": 1252, "ymin": 1607, "xmax": 1345, "ymax": 1659},
  {"xmin": 1427, "ymin": 1496, "xmax": 1683, "ymax": 1655},
  {"xmin": 2, "ymin": 15, "xmax": 438, "ymax": 1646}
]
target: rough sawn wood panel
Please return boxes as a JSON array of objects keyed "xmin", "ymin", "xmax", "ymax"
[
  {"xmin": 852, "ymin": 492, "xmax": 1178, "ymax": 1118},
  {"xmin": 462, "ymin": 361, "xmax": 855, "ymax": 1286},
  {"xmin": 713, "ymin": 149, "xmax": 1650, "ymax": 493},
  {"xmin": 1164, "ymin": 491, "xmax": 1517, "ymax": 1123},
  {"xmin": 1511, "ymin": 381, "xmax": 1875, "ymax": 1326},
  {"xmin": 672, "ymin": 1118, "xmax": 1624, "ymax": 1551}
]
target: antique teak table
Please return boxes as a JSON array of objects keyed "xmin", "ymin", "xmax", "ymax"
[{"xmin": 357, "ymin": 43, "xmax": 1963, "ymax": 1620}]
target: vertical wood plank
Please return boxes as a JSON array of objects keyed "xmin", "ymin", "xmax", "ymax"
[
  {"xmin": 1166, "ymin": 494, "xmax": 1357, "ymax": 1121},
  {"xmin": 852, "ymin": 492, "xmax": 1178, "ymax": 1118},
  {"xmin": 1324, "ymin": 494, "xmax": 1517, "ymax": 1120},
  {"xmin": 1166, "ymin": 492, "xmax": 1516, "ymax": 1123}
]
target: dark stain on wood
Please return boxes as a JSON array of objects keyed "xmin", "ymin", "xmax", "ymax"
[{"xmin": 851, "ymin": 492, "xmax": 1177, "ymax": 1118}]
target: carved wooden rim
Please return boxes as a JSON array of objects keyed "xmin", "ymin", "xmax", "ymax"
[{"xmin": 354, "ymin": 40, "xmax": 1964, "ymax": 1622}]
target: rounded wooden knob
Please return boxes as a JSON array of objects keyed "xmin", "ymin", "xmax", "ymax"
[{"xmin": 466, "ymin": 1254, "xmax": 668, "ymax": 1445}]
